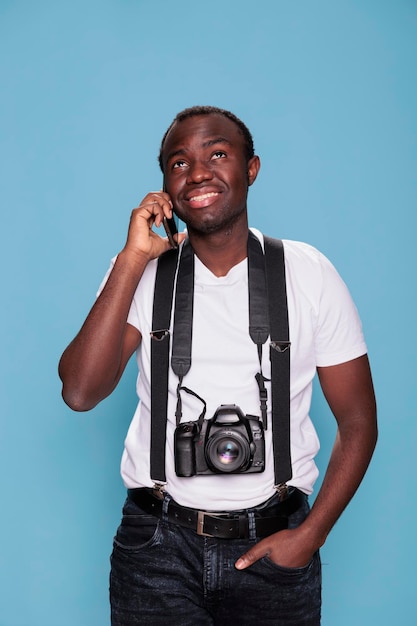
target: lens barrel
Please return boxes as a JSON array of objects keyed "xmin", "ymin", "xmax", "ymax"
[{"xmin": 205, "ymin": 430, "xmax": 252, "ymax": 473}]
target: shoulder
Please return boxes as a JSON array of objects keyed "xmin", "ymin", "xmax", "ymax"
[
  {"xmin": 282, "ymin": 239, "xmax": 323, "ymax": 264},
  {"xmin": 251, "ymin": 230, "xmax": 355, "ymax": 309},
  {"xmin": 250, "ymin": 228, "xmax": 321, "ymax": 259},
  {"xmin": 282, "ymin": 239, "xmax": 336, "ymax": 279},
  {"xmin": 282, "ymin": 240, "xmax": 353, "ymax": 303},
  {"xmin": 250, "ymin": 228, "xmax": 333, "ymax": 279}
]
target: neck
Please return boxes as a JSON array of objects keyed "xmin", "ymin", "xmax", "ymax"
[{"xmin": 187, "ymin": 220, "xmax": 249, "ymax": 277}]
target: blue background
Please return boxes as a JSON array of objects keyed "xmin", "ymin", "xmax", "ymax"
[{"xmin": 1, "ymin": 1, "xmax": 416, "ymax": 624}]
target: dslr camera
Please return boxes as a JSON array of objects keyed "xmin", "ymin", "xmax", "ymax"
[{"xmin": 174, "ymin": 404, "xmax": 265, "ymax": 477}]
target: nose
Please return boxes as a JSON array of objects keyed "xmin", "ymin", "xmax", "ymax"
[{"xmin": 186, "ymin": 159, "xmax": 213, "ymax": 184}]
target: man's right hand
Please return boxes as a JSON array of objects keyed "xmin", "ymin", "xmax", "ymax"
[{"xmin": 123, "ymin": 191, "xmax": 185, "ymax": 261}]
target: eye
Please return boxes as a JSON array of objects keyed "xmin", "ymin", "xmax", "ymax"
[
  {"xmin": 211, "ymin": 150, "xmax": 226, "ymax": 160},
  {"xmin": 172, "ymin": 159, "xmax": 187, "ymax": 169}
]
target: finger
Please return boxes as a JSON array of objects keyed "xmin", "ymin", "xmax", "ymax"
[
  {"xmin": 136, "ymin": 199, "xmax": 166, "ymax": 213},
  {"xmin": 147, "ymin": 190, "xmax": 173, "ymax": 206},
  {"xmin": 136, "ymin": 196, "xmax": 174, "ymax": 226},
  {"xmin": 150, "ymin": 193, "xmax": 173, "ymax": 209},
  {"xmin": 154, "ymin": 193, "xmax": 174, "ymax": 221},
  {"xmin": 134, "ymin": 202, "xmax": 165, "ymax": 229},
  {"xmin": 235, "ymin": 544, "xmax": 269, "ymax": 570}
]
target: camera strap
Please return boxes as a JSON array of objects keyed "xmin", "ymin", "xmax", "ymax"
[
  {"xmin": 150, "ymin": 231, "xmax": 291, "ymax": 486},
  {"xmin": 263, "ymin": 235, "xmax": 292, "ymax": 486},
  {"xmin": 171, "ymin": 240, "xmax": 207, "ymax": 430},
  {"xmin": 150, "ymin": 245, "xmax": 179, "ymax": 484}
]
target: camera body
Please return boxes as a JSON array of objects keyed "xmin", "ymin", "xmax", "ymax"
[{"xmin": 174, "ymin": 404, "xmax": 265, "ymax": 477}]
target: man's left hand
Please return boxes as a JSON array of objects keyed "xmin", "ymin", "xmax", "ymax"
[{"xmin": 234, "ymin": 526, "xmax": 315, "ymax": 571}]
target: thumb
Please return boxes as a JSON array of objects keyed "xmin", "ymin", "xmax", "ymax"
[{"xmin": 235, "ymin": 544, "xmax": 268, "ymax": 570}]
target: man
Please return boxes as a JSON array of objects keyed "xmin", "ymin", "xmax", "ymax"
[{"xmin": 59, "ymin": 106, "xmax": 377, "ymax": 625}]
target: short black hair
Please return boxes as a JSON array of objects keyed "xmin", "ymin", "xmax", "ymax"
[{"xmin": 158, "ymin": 105, "xmax": 255, "ymax": 172}]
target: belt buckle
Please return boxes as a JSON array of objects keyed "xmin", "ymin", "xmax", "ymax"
[
  {"xmin": 197, "ymin": 510, "xmax": 215, "ymax": 537},
  {"xmin": 197, "ymin": 511, "xmax": 213, "ymax": 537}
]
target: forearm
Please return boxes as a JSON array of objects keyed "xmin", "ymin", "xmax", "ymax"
[
  {"xmin": 301, "ymin": 356, "xmax": 378, "ymax": 549},
  {"xmin": 299, "ymin": 412, "xmax": 378, "ymax": 551},
  {"xmin": 59, "ymin": 249, "xmax": 146, "ymax": 410}
]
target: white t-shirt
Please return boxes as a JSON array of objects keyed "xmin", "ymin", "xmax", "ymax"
[{"xmin": 99, "ymin": 229, "xmax": 367, "ymax": 510}]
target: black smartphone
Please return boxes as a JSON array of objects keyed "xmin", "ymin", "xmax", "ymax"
[
  {"xmin": 163, "ymin": 214, "xmax": 179, "ymax": 249},
  {"xmin": 162, "ymin": 181, "xmax": 179, "ymax": 249}
]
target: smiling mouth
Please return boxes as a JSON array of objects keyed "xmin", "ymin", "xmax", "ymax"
[{"xmin": 188, "ymin": 191, "xmax": 219, "ymax": 202}]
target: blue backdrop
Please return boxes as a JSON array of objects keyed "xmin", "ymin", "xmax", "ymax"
[{"xmin": 1, "ymin": 1, "xmax": 416, "ymax": 624}]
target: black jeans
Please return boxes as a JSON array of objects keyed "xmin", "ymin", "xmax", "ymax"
[{"xmin": 110, "ymin": 492, "xmax": 321, "ymax": 625}]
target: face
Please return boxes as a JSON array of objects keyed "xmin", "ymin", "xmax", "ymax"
[{"xmin": 161, "ymin": 114, "xmax": 260, "ymax": 235}]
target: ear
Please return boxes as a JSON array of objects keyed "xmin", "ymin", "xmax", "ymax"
[{"xmin": 247, "ymin": 155, "xmax": 261, "ymax": 186}]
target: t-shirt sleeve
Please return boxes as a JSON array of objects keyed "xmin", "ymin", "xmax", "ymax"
[
  {"xmin": 314, "ymin": 251, "xmax": 367, "ymax": 367},
  {"xmin": 95, "ymin": 255, "xmax": 154, "ymax": 333},
  {"xmin": 96, "ymin": 258, "xmax": 115, "ymax": 297}
]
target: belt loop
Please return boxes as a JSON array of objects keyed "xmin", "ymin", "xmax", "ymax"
[
  {"xmin": 247, "ymin": 511, "xmax": 257, "ymax": 541},
  {"xmin": 162, "ymin": 492, "xmax": 171, "ymax": 522}
]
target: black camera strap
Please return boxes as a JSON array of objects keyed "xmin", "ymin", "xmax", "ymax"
[
  {"xmin": 171, "ymin": 240, "xmax": 207, "ymax": 430},
  {"xmin": 150, "ymin": 231, "xmax": 291, "ymax": 487},
  {"xmin": 264, "ymin": 235, "xmax": 292, "ymax": 486},
  {"xmin": 150, "ymin": 246, "xmax": 179, "ymax": 484}
]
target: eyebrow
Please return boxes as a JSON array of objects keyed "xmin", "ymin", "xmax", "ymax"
[
  {"xmin": 165, "ymin": 137, "xmax": 232, "ymax": 163},
  {"xmin": 202, "ymin": 136, "xmax": 232, "ymax": 149}
]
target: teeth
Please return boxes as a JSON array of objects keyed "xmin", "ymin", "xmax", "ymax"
[{"xmin": 189, "ymin": 192, "xmax": 218, "ymax": 201}]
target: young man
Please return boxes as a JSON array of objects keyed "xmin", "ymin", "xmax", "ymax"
[{"xmin": 59, "ymin": 106, "xmax": 377, "ymax": 625}]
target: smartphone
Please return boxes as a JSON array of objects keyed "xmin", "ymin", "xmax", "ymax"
[
  {"xmin": 163, "ymin": 214, "xmax": 179, "ymax": 249},
  {"xmin": 162, "ymin": 181, "xmax": 179, "ymax": 249}
]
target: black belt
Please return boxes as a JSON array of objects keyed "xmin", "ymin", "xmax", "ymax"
[{"xmin": 127, "ymin": 487, "xmax": 305, "ymax": 539}]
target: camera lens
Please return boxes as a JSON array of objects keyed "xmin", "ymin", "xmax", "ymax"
[
  {"xmin": 205, "ymin": 431, "xmax": 251, "ymax": 473},
  {"xmin": 218, "ymin": 440, "xmax": 240, "ymax": 465}
]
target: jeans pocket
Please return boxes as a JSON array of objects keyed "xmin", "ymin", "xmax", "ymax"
[
  {"xmin": 259, "ymin": 550, "xmax": 320, "ymax": 583},
  {"xmin": 113, "ymin": 512, "xmax": 162, "ymax": 552}
]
